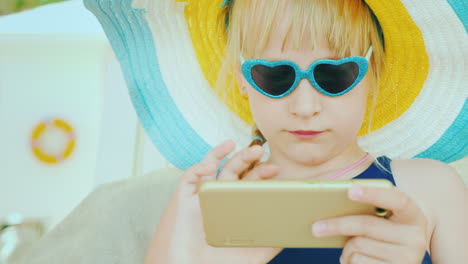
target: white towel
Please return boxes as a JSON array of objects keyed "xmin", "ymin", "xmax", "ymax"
[{"xmin": 8, "ymin": 167, "xmax": 183, "ymax": 264}]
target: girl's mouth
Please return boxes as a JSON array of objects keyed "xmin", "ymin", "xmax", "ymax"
[{"xmin": 288, "ymin": 130, "xmax": 324, "ymax": 139}]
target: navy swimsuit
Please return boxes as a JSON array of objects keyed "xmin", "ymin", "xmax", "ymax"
[{"xmin": 267, "ymin": 156, "xmax": 433, "ymax": 264}]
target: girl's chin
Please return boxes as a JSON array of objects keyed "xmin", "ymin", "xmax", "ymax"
[{"xmin": 284, "ymin": 146, "xmax": 332, "ymax": 165}]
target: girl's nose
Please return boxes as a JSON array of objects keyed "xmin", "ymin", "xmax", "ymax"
[{"xmin": 288, "ymin": 79, "xmax": 323, "ymax": 118}]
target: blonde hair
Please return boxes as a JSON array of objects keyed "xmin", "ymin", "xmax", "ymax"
[{"xmin": 216, "ymin": 0, "xmax": 385, "ymax": 142}]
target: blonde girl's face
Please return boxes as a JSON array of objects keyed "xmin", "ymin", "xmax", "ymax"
[{"xmin": 238, "ymin": 27, "xmax": 370, "ymax": 165}]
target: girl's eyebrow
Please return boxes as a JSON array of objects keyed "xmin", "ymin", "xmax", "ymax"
[
  {"xmin": 321, "ymin": 56, "xmax": 341, "ymax": 60},
  {"xmin": 261, "ymin": 55, "xmax": 341, "ymax": 61}
]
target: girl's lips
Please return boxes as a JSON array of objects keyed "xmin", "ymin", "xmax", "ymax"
[{"xmin": 288, "ymin": 130, "xmax": 324, "ymax": 139}]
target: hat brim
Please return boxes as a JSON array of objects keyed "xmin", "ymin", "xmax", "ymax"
[{"xmin": 84, "ymin": 0, "xmax": 468, "ymax": 169}]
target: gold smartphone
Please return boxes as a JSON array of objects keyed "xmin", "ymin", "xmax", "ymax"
[{"xmin": 198, "ymin": 179, "xmax": 393, "ymax": 248}]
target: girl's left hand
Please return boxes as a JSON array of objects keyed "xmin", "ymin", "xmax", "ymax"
[{"xmin": 311, "ymin": 186, "xmax": 428, "ymax": 264}]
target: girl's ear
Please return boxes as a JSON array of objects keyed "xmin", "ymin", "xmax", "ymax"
[{"xmin": 235, "ymin": 70, "xmax": 248, "ymax": 95}]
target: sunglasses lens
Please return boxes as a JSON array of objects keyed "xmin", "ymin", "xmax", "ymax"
[
  {"xmin": 313, "ymin": 62, "xmax": 359, "ymax": 94},
  {"xmin": 251, "ymin": 64, "xmax": 296, "ymax": 96}
]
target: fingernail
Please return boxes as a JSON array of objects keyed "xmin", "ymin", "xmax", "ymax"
[
  {"xmin": 247, "ymin": 147, "xmax": 261, "ymax": 159},
  {"xmin": 243, "ymin": 149, "xmax": 254, "ymax": 160},
  {"xmin": 250, "ymin": 145, "xmax": 262, "ymax": 154},
  {"xmin": 339, "ymin": 256, "xmax": 343, "ymax": 263},
  {"xmin": 312, "ymin": 221, "xmax": 327, "ymax": 236},
  {"xmin": 349, "ymin": 187, "xmax": 363, "ymax": 201}
]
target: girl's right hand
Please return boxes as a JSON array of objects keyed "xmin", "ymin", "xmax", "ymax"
[{"xmin": 170, "ymin": 139, "xmax": 283, "ymax": 264}]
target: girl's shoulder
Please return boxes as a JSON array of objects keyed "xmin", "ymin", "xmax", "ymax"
[
  {"xmin": 390, "ymin": 158, "xmax": 468, "ymax": 250},
  {"xmin": 390, "ymin": 157, "xmax": 465, "ymax": 214},
  {"xmin": 390, "ymin": 157, "xmax": 464, "ymax": 195}
]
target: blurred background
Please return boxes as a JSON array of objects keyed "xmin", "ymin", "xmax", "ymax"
[
  {"xmin": 0, "ymin": 1, "xmax": 173, "ymax": 259},
  {"xmin": 0, "ymin": 0, "xmax": 467, "ymax": 261}
]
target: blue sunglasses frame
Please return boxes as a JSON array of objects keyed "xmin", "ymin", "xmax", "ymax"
[{"xmin": 241, "ymin": 46, "xmax": 373, "ymax": 98}]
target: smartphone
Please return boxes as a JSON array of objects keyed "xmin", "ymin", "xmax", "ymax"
[{"xmin": 198, "ymin": 179, "xmax": 393, "ymax": 248}]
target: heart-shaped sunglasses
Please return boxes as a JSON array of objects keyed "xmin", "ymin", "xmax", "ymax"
[{"xmin": 241, "ymin": 46, "xmax": 373, "ymax": 98}]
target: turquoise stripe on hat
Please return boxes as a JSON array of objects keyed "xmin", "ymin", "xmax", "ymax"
[
  {"xmin": 85, "ymin": 0, "xmax": 211, "ymax": 170},
  {"xmin": 415, "ymin": 99, "xmax": 468, "ymax": 163},
  {"xmin": 415, "ymin": 0, "xmax": 467, "ymax": 162},
  {"xmin": 447, "ymin": 0, "xmax": 468, "ymax": 32}
]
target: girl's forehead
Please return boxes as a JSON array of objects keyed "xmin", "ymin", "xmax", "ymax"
[
  {"xmin": 236, "ymin": 0, "xmax": 370, "ymax": 60},
  {"xmin": 259, "ymin": 37, "xmax": 338, "ymax": 63},
  {"xmin": 250, "ymin": 22, "xmax": 358, "ymax": 63},
  {"xmin": 249, "ymin": 21, "xmax": 364, "ymax": 67},
  {"xmin": 245, "ymin": 14, "xmax": 330, "ymax": 58}
]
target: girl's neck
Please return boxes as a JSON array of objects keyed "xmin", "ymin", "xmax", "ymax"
[{"xmin": 265, "ymin": 142, "xmax": 375, "ymax": 180}]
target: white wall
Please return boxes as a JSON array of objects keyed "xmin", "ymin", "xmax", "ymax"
[
  {"xmin": 0, "ymin": 34, "xmax": 108, "ymax": 229},
  {"xmin": 0, "ymin": 32, "xmax": 172, "ymax": 233},
  {"xmin": 0, "ymin": 0, "xmax": 173, "ymax": 233}
]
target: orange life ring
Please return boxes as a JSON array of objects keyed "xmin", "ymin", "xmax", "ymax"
[{"xmin": 30, "ymin": 118, "xmax": 76, "ymax": 164}]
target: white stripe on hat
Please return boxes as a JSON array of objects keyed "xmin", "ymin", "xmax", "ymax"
[{"xmin": 359, "ymin": 0, "xmax": 468, "ymax": 159}]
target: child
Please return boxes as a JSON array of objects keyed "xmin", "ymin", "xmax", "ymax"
[
  {"xmin": 11, "ymin": 0, "xmax": 467, "ymax": 263},
  {"xmin": 145, "ymin": 0, "xmax": 468, "ymax": 263}
]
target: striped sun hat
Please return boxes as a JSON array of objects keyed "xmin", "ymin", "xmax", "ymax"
[{"xmin": 84, "ymin": 0, "xmax": 467, "ymax": 170}]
